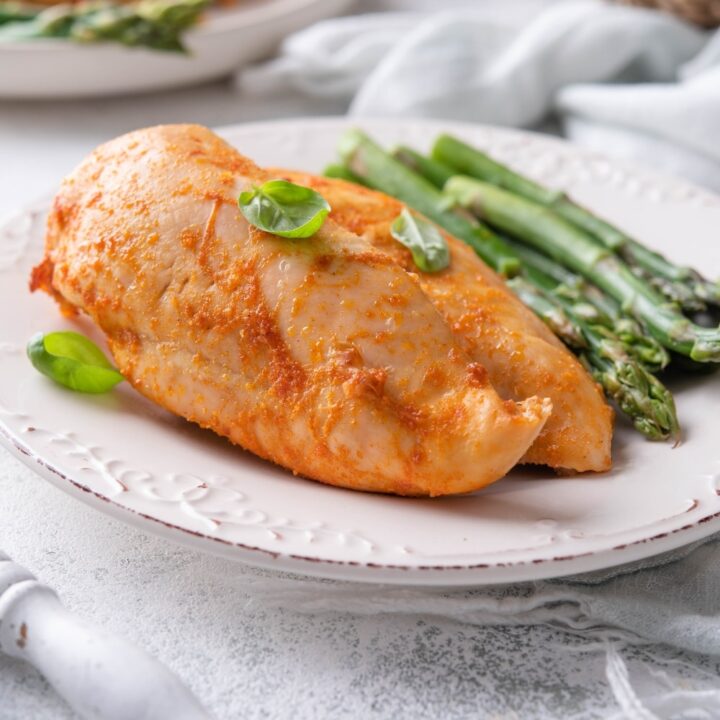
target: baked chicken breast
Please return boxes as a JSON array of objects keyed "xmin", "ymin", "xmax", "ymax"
[
  {"xmin": 278, "ymin": 171, "xmax": 614, "ymax": 472},
  {"xmin": 31, "ymin": 124, "xmax": 552, "ymax": 496}
]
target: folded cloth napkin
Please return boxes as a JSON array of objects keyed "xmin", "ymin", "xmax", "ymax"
[{"xmin": 240, "ymin": 0, "xmax": 720, "ymax": 192}]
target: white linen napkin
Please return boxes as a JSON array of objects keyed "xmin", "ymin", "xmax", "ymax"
[{"xmin": 239, "ymin": 0, "xmax": 720, "ymax": 191}]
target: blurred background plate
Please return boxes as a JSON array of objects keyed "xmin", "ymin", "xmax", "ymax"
[{"xmin": 0, "ymin": 0, "xmax": 353, "ymax": 99}]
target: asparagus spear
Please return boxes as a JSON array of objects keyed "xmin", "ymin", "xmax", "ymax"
[
  {"xmin": 502, "ymin": 237, "xmax": 712, "ymax": 370},
  {"xmin": 509, "ymin": 276, "xmax": 679, "ymax": 440},
  {"xmin": 433, "ymin": 134, "xmax": 720, "ymax": 309},
  {"xmin": 508, "ymin": 272, "xmax": 678, "ymax": 438},
  {"xmin": 0, "ymin": 2, "xmax": 37, "ymax": 25},
  {"xmin": 323, "ymin": 163, "xmax": 369, "ymax": 186},
  {"xmin": 338, "ymin": 129, "xmax": 521, "ymax": 277},
  {"xmin": 507, "ymin": 240, "xmax": 670, "ymax": 372},
  {"xmin": 628, "ymin": 263, "xmax": 706, "ymax": 313},
  {"xmin": 392, "ymin": 146, "xmax": 454, "ymax": 189},
  {"xmin": 583, "ymin": 355, "xmax": 680, "ymax": 442},
  {"xmin": 0, "ymin": 0, "xmax": 207, "ymax": 51},
  {"xmin": 445, "ymin": 176, "xmax": 720, "ymax": 362},
  {"xmin": 506, "ymin": 277, "xmax": 586, "ymax": 348}
]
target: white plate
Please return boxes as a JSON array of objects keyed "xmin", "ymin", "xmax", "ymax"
[
  {"xmin": 1, "ymin": 118, "xmax": 720, "ymax": 586},
  {"xmin": 0, "ymin": 0, "xmax": 351, "ymax": 98}
]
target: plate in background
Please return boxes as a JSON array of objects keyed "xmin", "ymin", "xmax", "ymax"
[
  {"xmin": 0, "ymin": 0, "xmax": 352, "ymax": 98},
  {"xmin": 1, "ymin": 117, "xmax": 719, "ymax": 585}
]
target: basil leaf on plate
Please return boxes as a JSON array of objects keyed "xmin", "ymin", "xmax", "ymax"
[
  {"xmin": 27, "ymin": 331, "xmax": 124, "ymax": 393},
  {"xmin": 390, "ymin": 207, "xmax": 450, "ymax": 273},
  {"xmin": 238, "ymin": 179, "xmax": 331, "ymax": 239}
]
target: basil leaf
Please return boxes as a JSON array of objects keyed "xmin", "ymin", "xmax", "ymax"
[
  {"xmin": 238, "ymin": 179, "xmax": 331, "ymax": 239},
  {"xmin": 390, "ymin": 208, "xmax": 450, "ymax": 273},
  {"xmin": 27, "ymin": 331, "xmax": 124, "ymax": 394}
]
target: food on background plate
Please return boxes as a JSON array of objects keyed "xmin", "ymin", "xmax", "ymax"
[
  {"xmin": 0, "ymin": 0, "xmax": 208, "ymax": 51},
  {"xmin": 275, "ymin": 169, "xmax": 614, "ymax": 472},
  {"xmin": 30, "ymin": 124, "xmax": 553, "ymax": 497}
]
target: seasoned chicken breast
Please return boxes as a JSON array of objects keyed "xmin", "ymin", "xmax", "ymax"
[
  {"xmin": 277, "ymin": 171, "xmax": 614, "ymax": 472},
  {"xmin": 31, "ymin": 124, "xmax": 552, "ymax": 497}
]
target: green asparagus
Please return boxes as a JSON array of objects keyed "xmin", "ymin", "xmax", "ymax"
[
  {"xmin": 433, "ymin": 134, "xmax": 720, "ymax": 309},
  {"xmin": 583, "ymin": 355, "xmax": 679, "ymax": 442},
  {"xmin": 323, "ymin": 163, "xmax": 369, "ymax": 186},
  {"xmin": 445, "ymin": 176, "xmax": 720, "ymax": 362},
  {"xmin": 392, "ymin": 146, "xmax": 455, "ymax": 189},
  {"xmin": 509, "ymin": 276, "xmax": 679, "ymax": 440},
  {"xmin": 505, "ymin": 276, "xmax": 586, "ymax": 349},
  {"xmin": 507, "ymin": 240, "xmax": 670, "ymax": 372},
  {"xmin": 0, "ymin": 2, "xmax": 36, "ymax": 25},
  {"xmin": 0, "ymin": 0, "xmax": 207, "ymax": 51}
]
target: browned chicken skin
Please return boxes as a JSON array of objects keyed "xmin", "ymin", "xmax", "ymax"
[
  {"xmin": 31, "ymin": 124, "xmax": 554, "ymax": 497},
  {"xmin": 277, "ymin": 171, "xmax": 614, "ymax": 472}
]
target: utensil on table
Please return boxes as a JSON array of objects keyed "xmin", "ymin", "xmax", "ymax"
[{"xmin": 0, "ymin": 551, "xmax": 211, "ymax": 720}]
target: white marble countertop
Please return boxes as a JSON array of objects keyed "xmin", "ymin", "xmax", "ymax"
[{"xmin": 2, "ymin": 65, "xmax": 718, "ymax": 720}]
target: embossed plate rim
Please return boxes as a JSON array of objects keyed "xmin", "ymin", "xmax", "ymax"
[
  {"xmin": 4, "ymin": 424, "xmax": 720, "ymax": 585},
  {"xmin": 2, "ymin": 117, "xmax": 719, "ymax": 585}
]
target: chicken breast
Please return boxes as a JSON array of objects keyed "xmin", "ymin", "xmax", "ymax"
[
  {"xmin": 277, "ymin": 171, "xmax": 614, "ymax": 472},
  {"xmin": 31, "ymin": 124, "xmax": 552, "ymax": 496}
]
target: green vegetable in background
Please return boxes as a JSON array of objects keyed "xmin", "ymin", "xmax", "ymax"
[
  {"xmin": 27, "ymin": 331, "xmax": 124, "ymax": 393},
  {"xmin": 238, "ymin": 179, "xmax": 331, "ymax": 239},
  {"xmin": 0, "ymin": 2, "xmax": 37, "ymax": 25},
  {"xmin": 0, "ymin": 0, "xmax": 208, "ymax": 52},
  {"xmin": 390, "ymin": 207, "xmax": 450, "ymax": 273}
]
